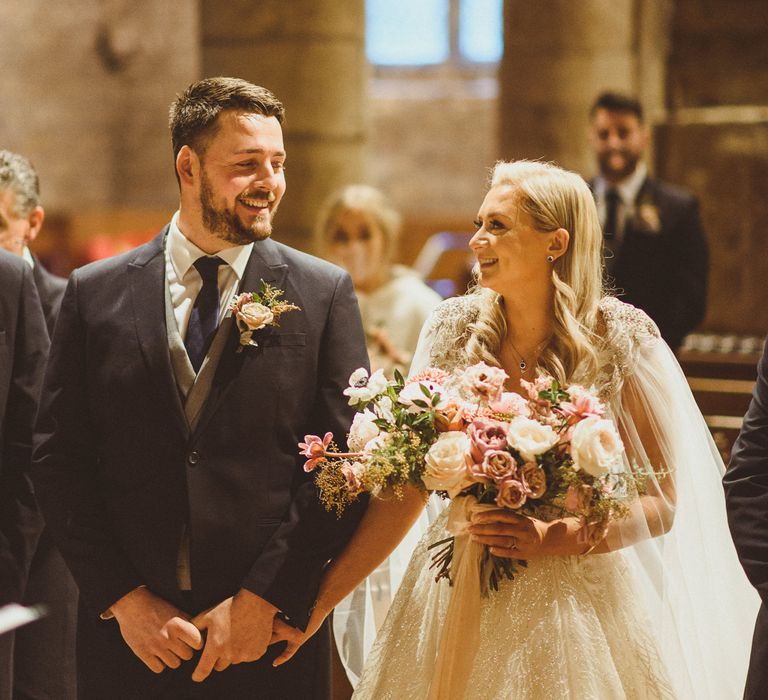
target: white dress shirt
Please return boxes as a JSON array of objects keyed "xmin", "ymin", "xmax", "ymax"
[
  {"xmin": 165, "ymin": 211, "xmax": 253, "ymax": 340},
  {"xmin": 593, "ymin": 161, "xmax": 648, "ymax": 243}
]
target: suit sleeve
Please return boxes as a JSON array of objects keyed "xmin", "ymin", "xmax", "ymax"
[
  {"xmin": 668, "ymin": 196, "xmax": 708, "ymax": 348},
  {"xmin": 242, "ymin": 272, "xmax": 369, "ymax": 626},
  {"xmin": 724, "ymin": 339, "xmax": 768, "ymax": 604},
  {"xmin": 32, "ymin": 272, "xmax": 143, "ymax": 614},
  {"xmin": 0, "ymin": 265, "xmax": 48, "ymax": 604}
]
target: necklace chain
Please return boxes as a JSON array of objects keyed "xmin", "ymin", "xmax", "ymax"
[{"xmin": 507, "ymin": 337, "xmax": 550, "ymax": 373}]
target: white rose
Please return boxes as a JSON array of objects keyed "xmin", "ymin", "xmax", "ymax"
[
  {"xmin": 374, "ymin": 395, "xmax": 395, "ymax": 422},
  {"xmin": 348, "ymin": 409, "xmax": 380, "ymax": 451},
  {"xmin": 570, "ymin": 416, "xmax": 624, "ymax": 478},
  {"xmin": 506, "ymin": 416, "xmax": 559, "ymax": 462},
  {"xmin": 422, "ymin": 431, "xmax": 472, "ymax": 497},
  {"xmin": 363, "ymin": 432, "xmax": 391, "ymax": 455},
  {"xmin": 237, "ymin": 302, "xmax": 274, "ymax": 330}
]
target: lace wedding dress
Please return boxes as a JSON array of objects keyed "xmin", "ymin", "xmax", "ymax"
[{"xmin": 350, "ymin": 295, "xmax": 758, "ymax": 700}]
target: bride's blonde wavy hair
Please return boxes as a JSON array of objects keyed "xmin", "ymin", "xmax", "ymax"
[{"xmin": 465, "ymin": 160, "xmax": 604, "ymax": 385}]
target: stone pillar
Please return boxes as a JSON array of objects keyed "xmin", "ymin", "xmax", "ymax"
[
  {"xmin": 498, "ymin": 0, "xmax": 672, "ymax": 175},
  {"xmin": 0, "ymin": 0, "xmax": 199, "ymax": 214},
  {"xmin": 201, "ymin": 0, "xmax": 367, "ymax": 252}
]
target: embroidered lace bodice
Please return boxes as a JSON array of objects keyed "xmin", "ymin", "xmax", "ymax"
[{"xmin": 421, "ymin": 293, "xmax": 660, "ymax": 401}]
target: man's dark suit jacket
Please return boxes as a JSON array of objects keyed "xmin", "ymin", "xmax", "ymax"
[
  {"xmin": 725, "ymin": 340, "xmax": 768, "ymax": 699},
  {"xmin": 15, "ymin": 256, "xmax": 76, "ymax": 700},
  {"xmin": 598, "ymin": 176, "xmax": 709, "ymax": 351},
  {"xmin": 0, "ymin": 250, "xmax": 48, "ymax": 700},
  {"xmin": 32, "ymin": 230, "xmax": 369, "ymax": 699},
  {"xmin": 0, "ymin": 250, "xmax": 48, "ymax": 605}
]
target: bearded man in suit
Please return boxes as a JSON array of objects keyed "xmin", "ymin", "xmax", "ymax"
[
  {"xmin": 0, "ymin": 149, "xmax": 76, "ymax": 700},
  {"xmin": 0, "ymin": 249, "xmax": 49, "ymax": 700},
  {"xmin": 33, "ymin": 77, "xmax": 368, "ymax": 699},
  {"xmin": 588, "ymin": 91, "xmax": 709, "ymax": 352}
]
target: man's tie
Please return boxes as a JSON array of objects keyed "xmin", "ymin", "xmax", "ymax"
[
  {"xmin": 185, "ymin": 256, "xmax": 225, "ymax": 373},
  {"xmin": 603, "ymin": 188, "xmax": 621, "ymax": 240}
]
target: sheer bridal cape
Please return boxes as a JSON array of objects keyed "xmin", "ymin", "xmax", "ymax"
[{"xmin": 336, "ymin": 295, "xmax": 758, "ymax": 699}]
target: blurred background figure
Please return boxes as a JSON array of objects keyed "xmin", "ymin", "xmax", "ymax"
[
  {"xmin": 315, "ymin": 185, "xmax": 442, "ymax": 376},
  {"xmin": 587, "ymin": 92, "xmax": 709, "ymax": 352},
  {"xmin": 0, "ymin": 150, "xmax": 77, "ymax": 700},
  {"xmin": 315, "ymin": 185, "xmax": 444, "ymax": 688},
  {"xmin": 0, "ymin": 250, "xmax": 48, "ymax": 700},
  {"xmin": 0, "ymin": 151, "xmax": 68, "ymax": 332}
]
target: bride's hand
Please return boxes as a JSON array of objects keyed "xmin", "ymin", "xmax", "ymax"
[
  {"xmin": 269, "ymin": 605, "xmax": 329, "ymax": 667},
  {"xmin": 469, "ymin": 509, "xmax": 582, "ymax": 559}
]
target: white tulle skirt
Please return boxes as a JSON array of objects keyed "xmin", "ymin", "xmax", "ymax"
[{"xmin": 354, "ymin": 510, "xmax": 675, "ymax": 700}]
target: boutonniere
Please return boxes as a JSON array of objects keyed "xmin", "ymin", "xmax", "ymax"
[
  {"xmin": 631, "ymin": 202, "xmax": 662, "ymax": 234},
  {"xmin": 229, "ymin": 280, "xmax": 300, "ymax": 351}
]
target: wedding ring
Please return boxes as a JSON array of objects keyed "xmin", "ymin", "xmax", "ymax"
[{"xmin": 508, "ymin": 538, "xmax": 517, "ymax": 550}]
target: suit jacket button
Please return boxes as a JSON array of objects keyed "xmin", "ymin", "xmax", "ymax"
[{"xmin": 188, "ymin": 451, "xmax": 200, "ymax": 466}]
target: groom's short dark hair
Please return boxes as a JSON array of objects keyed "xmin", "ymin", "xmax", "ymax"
[{"xmin": 169, "ymin": 77, "xmax": 285, "ymax": 171}]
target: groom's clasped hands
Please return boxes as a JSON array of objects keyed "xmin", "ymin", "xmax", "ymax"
[{"xmin": 111, "ymin": 586, "xmax": 288, "ymax": 681}]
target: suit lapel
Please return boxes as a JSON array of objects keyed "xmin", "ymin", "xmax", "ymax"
[
  {"xmin": 191, "ymin": 239, "xmax": 288, "ymax": 439},
  {"xmin": 128, "ymin": 229, "xmax": 188, "ymax": 438}
]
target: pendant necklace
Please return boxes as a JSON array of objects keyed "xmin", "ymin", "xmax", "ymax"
[{"xmin": 508, "ymin": 337, "xmax": 550, "ymax": 373}]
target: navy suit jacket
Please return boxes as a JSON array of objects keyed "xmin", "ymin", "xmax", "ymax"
[
  {"xmin": 594, "ymin": 176, "xmax": 709, "ymax": 351},
  {"xmin": 0, "ymin": 250, "xmax": 48, "ymax": 604},
  {"xmin": 32, "ymin": 230, "xmax": 368, "ymax": 624}
]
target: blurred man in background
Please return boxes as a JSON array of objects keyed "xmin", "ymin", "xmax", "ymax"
[
  {"xmin": 0, "ymin": 150, "xmax": 75, "ymax": 699},
  {"xmin": 0, "ymin": 249, "xmax": 48, "ymax": 700},
  {"xmin": 588, "ymin": 91, "xmax": 709, "ymax": 352}
]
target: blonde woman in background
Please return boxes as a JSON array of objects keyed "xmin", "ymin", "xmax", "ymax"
[
  {"xmin": 315, "ymin": 184, "xmax": 444, "ymax": 686},
  {"xmin": 315, "ymin": 184, "xmax": 442, "ymax": 376}
]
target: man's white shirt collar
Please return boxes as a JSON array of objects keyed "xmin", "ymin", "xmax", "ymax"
[
  {"xmin": 168, "ymin": 211, "xmax": 253, "ymax": 282},
  {"xmin": 21, "ymin": 246, "xmax": 35, "ymax": 269},
  {"xmin": 594, "ymin": 161, "xmax": 648, "ymax": 205}
]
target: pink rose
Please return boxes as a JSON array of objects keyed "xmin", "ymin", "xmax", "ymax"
[
  {"xmin": 564, "ymin": 484, "xmax": 593, "ymax": 514},
  {"xmin": 468, "ymin": 418, "xmax": 509, "ymax": 464},
  {"xmin": 520, "ymin": 462, "xmax": 547, "ymax": 499},
  {"xmin": 461, "ymin": 362, "xmax": 508, "ymax": 403},
  {"xmin": 496, "ymin": 478, "xmax": 528, "ymax": 509},
  {"xmin": 298, "ymin": 432, "xmax": 333, "ymax": 472},
  {"xmin": 520, "ymin": 376, "xmax": 556, "ymax": 416},
  {"xmin": 477, "ymin": 450, "xmax": 517, "ymax": 483},
  {"xmin": 341, "ymin": 461, "xmax": 365, "ymax": 496}
]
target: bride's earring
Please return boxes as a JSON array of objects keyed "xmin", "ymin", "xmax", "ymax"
[{"xmin": 546, "ymin": 255, "xmax": 554, "ymax": 263}]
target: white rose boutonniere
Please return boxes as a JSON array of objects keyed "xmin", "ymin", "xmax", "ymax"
[
  {"xmin": 229, "ymin": 280, "xmax": 300, "ymax": 350},
  {"xmin": 632, "ymin": 202, "xmax": 661, "ymax": 234}
]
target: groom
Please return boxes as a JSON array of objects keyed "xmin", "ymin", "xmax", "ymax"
[{"xmin": 32, "ymin": 77, "xmax": 368, "ymax": 699}]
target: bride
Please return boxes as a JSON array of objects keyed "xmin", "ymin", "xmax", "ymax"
[{"xmin": 271, "ymin": 160, "xmax": 758, "ymax": 698}]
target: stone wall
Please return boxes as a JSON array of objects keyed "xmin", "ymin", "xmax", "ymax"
[
  {"xmin": 0, "ymin": 0, "xmax": 199, "ymax": 214},
  {"xmin": 659, "ymin": 0, "xmax": 768, "ymax": 334}
]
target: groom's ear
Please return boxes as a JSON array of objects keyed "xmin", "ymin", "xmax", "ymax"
[{"xmin": 176, "ymin": 145, "xmax": 197, "ymax": 185}]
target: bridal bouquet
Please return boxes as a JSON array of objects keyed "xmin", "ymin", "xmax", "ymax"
[{"xmin": 300, "ymin": 362, "xmax": 639, "ymax": 589}]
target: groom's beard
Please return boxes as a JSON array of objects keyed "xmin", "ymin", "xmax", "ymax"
[{"xmin": 200, "ymin": 171, "xmax": 275, "ymax": 245}]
